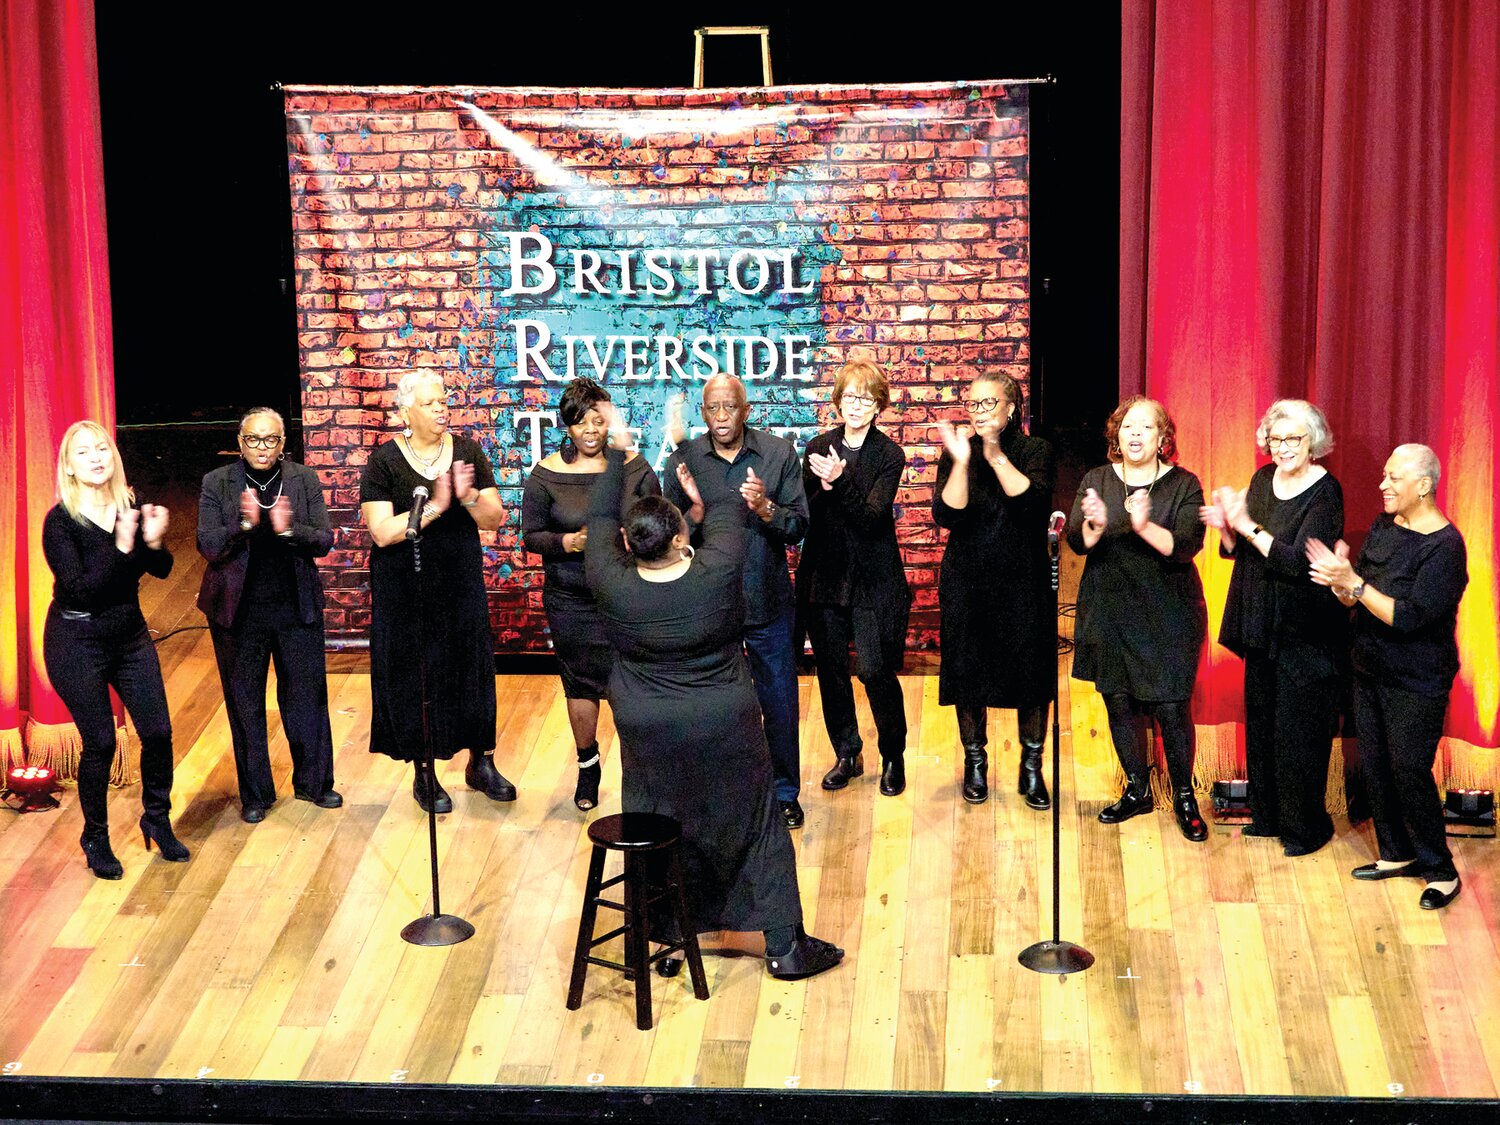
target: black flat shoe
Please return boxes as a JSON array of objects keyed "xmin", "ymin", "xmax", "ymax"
[
  {"xmin": 1351, "ymin": 860, "xmax": 1420, "ymax": 881},
  {"xmin": 1173, "ymin": 788, "xmax": 1208, "ymax": 842},
  {"xmin": 780, "ymin": 799, "xmax": 804, "ymax": 829},
  {"xmin": 241, "ymin": 804, "xmax": 269, "ymax": 824},
  {"xmin": 80, "ymin": 832, "xmax": 123, "ymax": 880},
  {"xmin": 413, "ymin": 770, "xmax": 453, "ymax": 814},
  {"xmin": 1098, "ymin": 780, "xmax": 1153, "ymax": 824},
  {"xmin": 139, "ymin": 815, "xmax": 190, "ymax": 862},
  {"xmin": 821, "ymin": 754, "xmax": 864, "ymax": 791},
  {"xmin": 465, "ymin": 753, "xmax": 517, "ymax": 803},
  {"xmin": 766, "ymin": 934, "xmax": 845, "ymax": 981},
  {"xmin": 294, "ymin": 788, "xmax": 343, "ymax": 809},
  {"xmin": 961, "ymin": 747, "xmax": 988, "ymax": 804},
  {"xmin": 1419, "ymin": 878, "xmax": 1461, "ymax": 910},
  {"xmin": 879, "ymin": 756, "xmax": 905, "ymax": 797}
]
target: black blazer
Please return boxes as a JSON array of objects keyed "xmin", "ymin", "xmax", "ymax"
[
  {"xmin": 798, "ymin": 424, "xmax": 911, "ymax": 613},
  {"xmin": 197, "ymin": 460, "xmax": 333, "ymax": 628}
]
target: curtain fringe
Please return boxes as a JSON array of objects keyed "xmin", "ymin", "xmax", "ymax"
[
  {"xmin": 0, "ymin": 727, "xmax": 24, "ymax": 774},
  {"xmin": 22, "ymin": 721, "xmax": 138, "ymax": 787}
]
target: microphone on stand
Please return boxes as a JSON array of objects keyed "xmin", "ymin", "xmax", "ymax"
[
  {"xmin": 1048, "ymin": 510, "xmax": 1066, "ymax": 556},
  {"xmin": 405, "ymin": 485, "xmax": 430, "ymax": 540}
]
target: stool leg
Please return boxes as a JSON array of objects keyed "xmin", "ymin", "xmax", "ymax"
[
  {"xmin": 666, "ymin": 847, "xmax": 710, "ymax": 1001},
  {"xmin": 566, "ymin": 844, "xmax": 607, "ymax": 1011},
  {"xmin": 623, "ymin": 853, "xmax": 654, "ymax": 1030}
]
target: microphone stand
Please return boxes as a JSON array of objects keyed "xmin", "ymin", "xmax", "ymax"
[
  {"xmin": 1018, "ymin": 516, "xmax": 1093, "ymax": 975},
  {"xmin": 401, "ymin": 504, "xmax": 475, "ymax": 947}
]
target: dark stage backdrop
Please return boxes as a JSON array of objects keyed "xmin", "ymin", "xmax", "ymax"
[
  {"xmin": 284, "ymin": 82, "xmax": 1033, "ymax": 655},
  {"xmin": 1122, "ymin": 0, "xmax": 1499, "ymax": 765}
]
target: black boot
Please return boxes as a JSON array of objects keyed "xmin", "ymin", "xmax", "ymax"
[
  {"xmin": 1173, "ymin": 787, "xmax": 1208, "ymax": 842},
  {"xmin": 413, "ymin": 766, "xmax": 453, "ymax": 814},
  {"xmin": 1017, "ymin": 704, "xmax": 1050, "ymax": 810},
  {"xmin": 465, "ymin": 750, "xmax": 517, "ymax": 802},
  {"xmin": 821, "ymin": 752, "xmax": 864, "ymax": 791},
  {"xmin": 139, "ymin": 815, "xmax": 190, "ymax": 862},
  {"xmin": 573, "ymin": 742, "xmax": 601, "ymax": 811},
  {"xmin": 80, "ymin": 830, "xmax": 123, "ymax": 880},
  {"xmin": 879, "ymin": 754, "xmax": 906, "ymax": 797},
  {"xmin": 961, "ymin": 746, "xmax": 988, "ymax": 804},
  {"xmin": 1098, "ymin": 775, "xmax": 1153, "ymax": 824}
]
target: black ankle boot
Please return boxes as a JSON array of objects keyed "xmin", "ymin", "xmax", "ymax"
[
  {"xmin": 821, "ymin": 753, "xmax": 864, "ymax": 791},
  {"xmin": 413, "ymin": 768, "xmax": 453, "ymax": 814},
  {"xmin": 574, "ymin": 742, "xmax": 601, "ymax": 811},
  {"xmin": 879, "ymin": 755, "xmax": 906, "ymax": 797},
  {"xmin": 465, "ymin": 751, "xmax": 517, "ymax": 802},
  {"xmin": 80, "ymin": 830, "xmax": 123, "ymax": 880},
  {"xmin": 1018, "ymin": 742, "xmax": 1050, "ymax": 810},
  {"xmin": 961, "ymin": 746, "xmax": 988, "ymax": 804},
  {"xmin": 139, "ymin": 815, "xmax": 190, "ymax": 862},
  {"xmin": 1098, "ymin": 775, "xmax": 1153, "ymax": 824},
  {"xmin": 1173, "ymin": 787, "xmax": 1208, "ymax": 842}
]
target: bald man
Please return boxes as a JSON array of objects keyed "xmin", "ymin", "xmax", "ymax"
[{"xmin": 665, "ymin": 375, "xmax": 811, "ymax": 828}]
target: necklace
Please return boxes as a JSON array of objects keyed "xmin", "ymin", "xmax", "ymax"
[
  {"xmin": 244, "ymin": 467, "xmax": 284, "ymax": 508},
  {"xmin": 1121, "ymin": 457, "xmax": 1162, "ymax": 515},
  {"xmin": 407, "ymin": 435, "xmax": 445, "ymax": 480}
]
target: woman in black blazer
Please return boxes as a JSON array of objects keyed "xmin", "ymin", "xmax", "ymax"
[
  {"xmin": 197, "ymin": 408, "xmax": 341, "ymax": 822},
  {"xmin": 801, "ymin": 360, "xmax": 913, "ymax": 797}
]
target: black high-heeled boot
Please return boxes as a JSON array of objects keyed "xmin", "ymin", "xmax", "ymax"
[
  {"xmin": 573, "ymin": 742, "xmax": 601, "ymax": 811},
  {"xmin": 1098, "ymin": 775, "xmax": 1153, "ymax": 824},
  {"xmin": 962, "ymin": 746, "xmax": 988, "ymax": 804},
  {"xmin": 80, "ymin": 830, "xmax": 123, "ymax": 880},
  {"xmin": 139, "ymin": 815, "xmax": 190, "ymax": 862}
]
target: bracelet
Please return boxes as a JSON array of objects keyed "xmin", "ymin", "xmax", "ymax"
[
  {"xmin": 422, "ymin": 502, "xmax": 440, "ymax": 522},
  {"xmin": 277, "ymin": 528, "xmax": 293, "ymax": 539},
  {"xmin": 461, "ymin": 497, "xmax": 478, "ymax": 508}
]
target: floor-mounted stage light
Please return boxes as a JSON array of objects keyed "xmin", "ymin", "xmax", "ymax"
[
  {"xmin": 1443, "ymin": 788, "xmax": 1495, "ymax": 838},
  {"xmin": 2, "ymin": 766, "xmax": 60, "ymax": 813},
  {"xmin": 1211, "ymin": 778, "xmax": 1253, "ymax": 824}
]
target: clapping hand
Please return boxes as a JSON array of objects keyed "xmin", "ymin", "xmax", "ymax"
[
  {"xmin": 452, "ymin": 459, "xmax": 476, "ymax": 505},
  {"xmin": 807, "ymin": 449, "xmax": 846, "ymax": 490},
  {"xmin": 269, "ymin": 495, "xmax": 292, "ymax": 535},
  {"xmin": 1126, "ymin": 488, "xmax": 1152, "ymax": 533},
  {"xmin": 596, "ymin": 402, "xmax": 634, "ymax": 451},
  {"xmin": 240, "ymin": 487, "xmax": 260, "ymax": 530},
  {"xmin": 740, "ymin": 466, "xmax": 771, "ymax": 516},
  {"xmin": 675, "ymin": 462, "xmax": 705, "ymax": 523},
  {"xmin": 1080, "ymin": 487, "xmax": 1107, "ymax": 528},
  {"xmin": 431, "ymin": 466, "xmax": 453, "ymax": 512},
  {"xmin": 140, "ymin": 504, "xmax": 169, "ymax": 548},
  {"xmin": 1219, "ymin": 486, "xmax": 1250, "ymax": 535},
  {"xmin": 114, "ymin": 504, "xmax": 141, "ymax": 553},
  {"xmin": 936, "ymin": 420, "xmax": 972, "ymax": 465},
  {"xmin": 665, "ymin": 392, "xmax": 688, "ymax": 448},
  {"xmin": 1199, "ymin": 494, "xmax": 1227, "ymax": 529},
  {"xmin": 1306, "ymin": 538, "xmax": 1354, "ymax": 590}
]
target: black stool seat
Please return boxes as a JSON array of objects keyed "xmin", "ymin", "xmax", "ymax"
[{"xmin": 566, "ymin": 812, "xmax": 710, "ymax": 1030}]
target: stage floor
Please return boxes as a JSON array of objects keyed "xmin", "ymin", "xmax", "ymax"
[{"xmin": 2, "ymin": 504, "xmax": 1497, "ymax": 1101}]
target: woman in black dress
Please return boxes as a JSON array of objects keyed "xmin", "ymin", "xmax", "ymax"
[
  {"xmin": 584, "ymin": 410, "xmax": 842, "ymax": 980},
  {"xmin": 198, "ymin": 407, "xmax": 341, "ymax": 823},
  {"xmin": 1066, "ymin": 395, "xmax": 1209, "ymax": 841},
  {"xmin": 43, "ymin": 420, "xmax": 188, "ymax": 878},
  {"xmin": 1308, "ymin": 444, "xmax": 1467, "ymax": 909},
  {"xmin": 360, "ymin": 372, "xmax": 513, "ymax": 813},
  {"xmin": 802, "ymin": 360, "xmax": 913, "ymax": 798},
  {"xmin": 934, "ymin": 372, "xmax": 1056, "ymax": 807},
  {"xmin": 1203, "ymin": 399, "xmax": 1344, "ymax": 856},
  {"xmin": 522, "ymin": 378, "xmax": 660, "ymax": 810}
]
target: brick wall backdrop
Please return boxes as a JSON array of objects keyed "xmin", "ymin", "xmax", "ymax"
[{"xmin": 284, "ymin": 82, "xmax": 1031, "ymax": 654}]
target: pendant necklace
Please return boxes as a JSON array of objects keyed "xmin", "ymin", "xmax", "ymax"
[
  {"xmin": 244, "ymin": 467, "xmax": 284, "ymax": 508},
  {"xmin": 1122, "ymin": 457, "xmax": 1161, "ymax": 516},
  {"xmin": 408, "ymin": 435, "xmax": 445, "ymax": 480}
]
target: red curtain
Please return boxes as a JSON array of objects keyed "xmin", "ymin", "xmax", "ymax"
[
  {"xmin": 1121, "ymin": 0, "xmax": 1500, "ymax": 755},
  {"xmin": 0, "ymin": 0, "xmax": 117, "ymax": 769}
]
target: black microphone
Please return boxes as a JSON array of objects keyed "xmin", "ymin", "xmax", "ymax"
[{"xmin": 405, "ymin": 485, "xmax": 430, "ymax": 540}]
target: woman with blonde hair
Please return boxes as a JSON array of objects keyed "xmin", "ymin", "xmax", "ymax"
[{"xmin": 42, "ymin": 421, "xmax": 188, "ymax": 878}]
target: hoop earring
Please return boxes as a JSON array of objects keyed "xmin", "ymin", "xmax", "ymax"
[
  {"xmin": 278, "ymin": 451, "xmax": 286, "ymax": 462},
  {"xmin": 560, "ymin": 434, "xmax": 577, "ymax": 465}
]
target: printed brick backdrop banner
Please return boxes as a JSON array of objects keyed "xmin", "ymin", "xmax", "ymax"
[{"xmin": 283, "ymin": 82, "xmax": 1031, "ymax": 654}]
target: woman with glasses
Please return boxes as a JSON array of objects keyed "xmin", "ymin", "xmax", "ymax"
[
  {"xmin": 1201, "ymin": 400, "xmax": 1344, "ymax": 855},
  {"xmin": 933, "ymin": 373, "xmax": 1056, "ymax": 807},
  {"xmin": 801, "ymin": 360, "xmax": 913, "ymax": 798},
  {"xmin": 197, "ymin": 408, "xmax": 341, "ymax": 822},
  {"xmin": 360, "ymin": 371, "xmax": 513, "ymax": 813},
  {"xmin": 1066, "ymin": 396, "xmax": 1210, "ymax": 841}
]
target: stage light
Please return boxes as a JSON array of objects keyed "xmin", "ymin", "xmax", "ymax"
[
  {"xmin": 1211, "ymin": 778, "xmax": 1252, "ymax": 824},
  {"xmin": 1443, "ymin": 788, "xmax": 1495, "ymax": 838},
  {"xmin": 2, "ymin": 765, "xmax": 60, "ymax": 813}
]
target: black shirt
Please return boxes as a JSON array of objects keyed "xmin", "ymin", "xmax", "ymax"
[{"xmin": 43, "ymin": 503, "xmax": 174, "ymax": 616}]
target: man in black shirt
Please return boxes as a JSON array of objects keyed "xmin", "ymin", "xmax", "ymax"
[{"xmin": 665, "ymin": 375, "xmax": 811, "ymax": 828}]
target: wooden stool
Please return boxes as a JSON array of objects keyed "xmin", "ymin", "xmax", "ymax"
[{"xmin": 565, "ymin": 812, "xmax": 710, "ymax": 1030}]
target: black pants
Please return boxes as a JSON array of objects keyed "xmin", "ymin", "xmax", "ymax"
[
  {"xmin": 43, "ymin": 605, "xmax": 173, "ymax": 835},
  {"xmin": 211, "ymin": 600, "xmax": 335, "ymax": 808},
  {"xmin": 1243, "ymin": 650, "xmax": 1336, "ymax": 849},
  {"xmin": 807, "ymin": 603, "xmax": 906, "ymax": 761},
  {"xmin": 957, "ymin": 703, "xmax": 1047, "ymax": 750},
  {"xmin": 1103, "ymin": 693, "xmax": 1195, "ymax": 790},
  {"xmin": 1353, "ymin": 674, "xmax": 1455, "ymax": 881}
]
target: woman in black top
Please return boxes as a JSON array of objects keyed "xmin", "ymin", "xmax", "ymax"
[
  {"xmin": 801, "ymin": 360, "xmax": 913, "ymax": 798},
  {"xmin": 198, "ymin": 407, "xmax": 341, "ymax": 823},
  {"xmin": 934, "ymin": 372, "xmax": 1056, "ymax": 808},
  {"xmin": 360, "ymin": 372, "xmax": 512, "ymax": 813},
  {"xmin": 1308, "ymin": 444, "xmax": 1468, "ymax": 910},
  {"xmin": 42, "ymin": 421, "xmax": 188, "ymax": 878},
  {"xmin": 583, "ymin": 411, "xmax": 843, "ymax": 980},
  {"xmin": 1203, "ymin": 400, "xmax": 1344, "ymax": 856},
  {"xmin": 521, "ymin": 378, "xmax": 660, "ymax": 810},
  {"xmin": 1066, "ymin": 396, "xmax": 1209, "ymax": 841}
]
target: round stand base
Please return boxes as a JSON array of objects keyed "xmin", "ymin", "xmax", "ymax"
[
  {"xmin": 401, "ymin": 913, "xmax": 475, "ymax": 947},
  {"xmin": 1018, "ymin": 939, "xmax": 1094, "ymax": 975}
]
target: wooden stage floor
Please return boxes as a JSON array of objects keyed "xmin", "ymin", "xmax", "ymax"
[{"xmin": 2, "ymin": 511, "xmax": 1498, "ymax": 1102}]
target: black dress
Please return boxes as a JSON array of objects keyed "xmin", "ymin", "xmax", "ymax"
[
  {"xmin": 359, "ymin": 434, "xmax": 497, "ymax": 762},
  {"xmin": 521, "ymin": 456, "xmax": 660, "ymax": 700},
  {"xmin": 934, "ymin": 422, "xmax": 1056, "ymax": 708},
  {"xmin": 584, "ymin": 449, "xmax": 802, "ymax": 935},
  {"xmin": 1219, "ymin": 465, "xmax": 1345, "ymax": 846},
  {"xmin": 1066, "ymin": 464, "xmax": 1207, "ymax": 702}
]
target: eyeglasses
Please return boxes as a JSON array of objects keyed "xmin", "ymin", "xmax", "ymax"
[
  {"xmin": 239, "ymin": 434, "xmax": 284, "ymax": 449},
  {"xmin": 963, "ymin": 397, "xmax": 1002, "ymax": 414},
  {"xmin": 1267, "ymin": 434, "xmax": 1307, "ymax": 450},
  {"xmin": 703, "ymin": 402, "xmax": 743, "ymax": 418},
  {"xmin": 841, "ymin": 393, "xmax": 877, "ymax": 408}
]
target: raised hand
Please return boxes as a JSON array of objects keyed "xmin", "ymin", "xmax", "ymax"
[
  {"xmin": 140, "ymin": 504, "xmax": 170, "ymax": 546},
  {"xmin": 1081, "ymin": 487, "xmax": 1107, "ymax": 528},
  {"xmin": 665, "ymin": 392, "xmax": 688, "ymax": 448},
  {"xmin": 1306, "ymin": 537, "xmax": 1354, "ymax": 588},
  {"xmin": 240, "ymin": 487, "xmax": 260, "ymax": 529},
  {"xmin": 452, "ymin": 459, "xmax": 477, "ymax": 505},
  {"xmin": 740, "ymin": 466, "xmax": 771, "ymax": 516},
  {"xmin": 1199, "ymin": 498, "xmax": 1227, "ymax": 529},
  {"xmin": 431, "ymin": 466, "xmax": 453, "ymax": 512},
  {"xmin": 1221, "ymin": 486, "xmax": 1250, "ymax": 534},
  {"xmin": 936, "ymin": 419, "xmax": 972, "ymax": 464},
  {"xmin": 596, "ymin": 401, "xmax": 633, "ymax": 451},
  {"xmin": 1126, "ymin": 488, "xmax": 1152, "ymax": 533},
  {"xmin": 808, "ymin": 450, "xmax": 846, "ymax": 490},
  {"xmin": 675, "ymin": 461, "xmax": 705, "ymax": 523},
  {"xmin": 114, "ymin": 504, "xmax": 141, "ymax": 553},
  {"xmin": 269, "ymin": 494, "xmax": 293, "ymax": 534}
]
